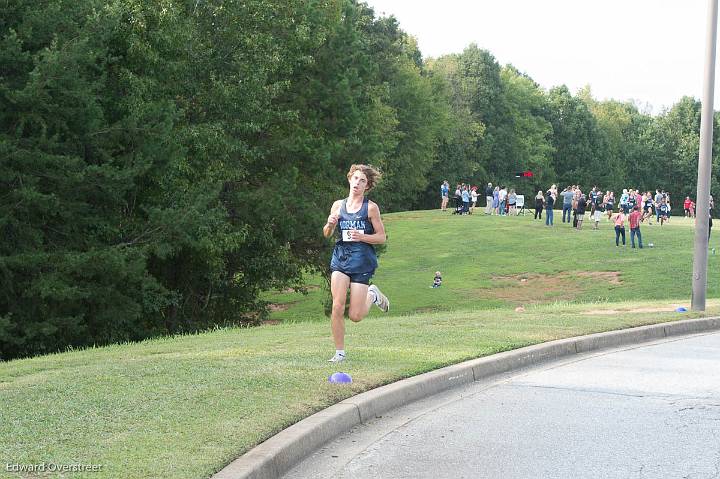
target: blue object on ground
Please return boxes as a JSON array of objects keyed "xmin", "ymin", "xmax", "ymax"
[
  {"xmin": 675, "ymin": 307, "xmax": 688, "ymax": 312},
  {"xmin": 328, "ymin": 372, "xmax": 352, "ymax": 384}
]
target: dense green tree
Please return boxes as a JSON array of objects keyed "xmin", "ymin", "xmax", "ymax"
[
  {"xmin": 542, "ymin": 86, "xmax": 608, "ymax": 189},
  {"xmin": 415, "ymin": 54, "xmax": 485, "ymax": 208},
  {"xmin": 579, "ymin": 91, "xmax": 658, "ymax": 193},
  {"xmin": 500, "ymin": 66, "xmax": 555, "ymax": 190},
  {"xmin": 620, "ymin": 110, "xmax": 659, "ymax": 194},
  {"xmin": 418, "ymin": 61, "xmax": 484, "ymax": 207},
  {"xmin": 357, "ymin": 15, "xmax": 447, "ymax": 212},
  {"xmin": 456, "ymin": 45, "xmax": 516, "ymax": 183},
  {"xmin": 648, "ymin": 97, "xmax": 702, "ymax": 200},
  {"xmin": 0, "ymin": 0, "xmax": 337, "ymax": 358}
]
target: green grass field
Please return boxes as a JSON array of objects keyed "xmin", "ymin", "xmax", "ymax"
[
  {"xmin": 267, "ymin": 210, "xmax": 720, "ymax": 322},
  {"xmin": 2, "ymin": 210, "xmax": 718, "ymax": 479}
]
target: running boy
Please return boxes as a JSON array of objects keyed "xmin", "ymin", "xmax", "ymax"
[
  {"xmin": 324, "ymin": 164, "xmax": 390, "ymax": 363},
  {"xmin": 642, "ymin": 192, "xmax": 654, "ymax": 224},
  {"xmin": 592, "ymin": 190, "xmax": 604, "ymax": 229},
  {"xmin": 658, "ymin": 198, "xmax": 669, "ymax": 226}
]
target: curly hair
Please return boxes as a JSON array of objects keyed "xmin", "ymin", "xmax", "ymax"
[{"xmin": 346, "ymin": 164, "xmax": 382, "ymax": 191}]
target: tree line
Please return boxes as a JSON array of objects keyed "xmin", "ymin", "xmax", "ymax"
[{"xmin": 1, "ymin": 0, "xmax": 718, "ymax": 359}]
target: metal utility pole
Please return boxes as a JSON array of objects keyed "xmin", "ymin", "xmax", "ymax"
[{"xmin": 692, "ymin": 0, "xmax": 718, "ymax": 311}]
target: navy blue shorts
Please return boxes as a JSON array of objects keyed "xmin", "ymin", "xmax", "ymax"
[{"xmin": 331, "ymin": 269, "xmax": 374, "ymax": 285}]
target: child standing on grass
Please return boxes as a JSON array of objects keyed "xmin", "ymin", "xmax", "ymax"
[
  {"xmin": 323, "ymin": 164, "xmax": 390, "ymax": 363},
  {"xmin": 612, "ymin": 209, "xmax": 626, "ymax": 247}
]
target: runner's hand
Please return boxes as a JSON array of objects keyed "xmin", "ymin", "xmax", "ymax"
[
  {"xmin": 348, "ymin": 230, "xmax": 363, "ymax": 241},
  {"xmin": 327, "ymin": 213, "xmax": 339, "ymax": 226}
]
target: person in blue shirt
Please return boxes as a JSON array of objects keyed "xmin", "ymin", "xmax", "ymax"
[
  {"xmin": 323, "ymin": 164, "xmax": 390, "ymax": 363},
  {"xmin": 560, "ymin": 186, "xmax": 574, "ymax": 223},
  {"xmin": 620, "ymin": 189, "xmax": 630, "ymax": 214},
  {"xmin": 461, "ymin": 186, "xmax": 470, "ymax": 214},
  {"xmin": 440, "ymin": 180, "xmax": 449, "ymax": 211}
]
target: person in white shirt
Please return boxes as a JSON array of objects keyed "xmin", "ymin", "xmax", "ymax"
[{"xmin": 498, "ymin": 186, "xmax": 508, "ymax": 216}]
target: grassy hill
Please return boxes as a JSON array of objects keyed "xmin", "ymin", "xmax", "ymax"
[
  {"xmin": 267, "ymin": 210, "xmax": 720, "ymax": 322},
  {"xmin": 1, "ymin": 210, "xmax": 718, "ymax": 479}
]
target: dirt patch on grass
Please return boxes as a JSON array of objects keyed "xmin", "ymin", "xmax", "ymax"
[
  {"xmin": 282, "ymin": 285, "xmax": 320, "ymax": 293},
  {"xmin": 581, "ymin": 306, "xmax": 679, "ymax": 315},
  {"xmin": 268, "ymin": 301, "xmax": 297, "ymax": 312},
  {"xmin": 481, "ymin": 271, "xmax": 622, "ymax": 305},
  {"xmin": 574, "ymin": 271, "xmax": 622, "ymax": 284},
  {"xmin": 492, "ymin": 271, "xmax": 621, "ymax": 285},
  {"xmin": 485, "ymin": 274, "xmax": 577, "ymax": 303}
]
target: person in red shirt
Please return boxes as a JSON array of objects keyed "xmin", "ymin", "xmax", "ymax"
[
  {"xmin": 629, "ymin": 206, "xmax": 643, "ymax": 249},
  {"xmin": 684, "ymin": 197, "xmax": 692, "ymax": 217}
]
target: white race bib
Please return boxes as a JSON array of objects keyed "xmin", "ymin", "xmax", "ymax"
[{"xmin": 342, "ymin": 229, "xmax": 357, "ymax": 242}]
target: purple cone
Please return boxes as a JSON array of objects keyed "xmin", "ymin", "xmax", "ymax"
[{"xmin": 328, "ymin": 372, "xmax": 352, "ymax": 384}]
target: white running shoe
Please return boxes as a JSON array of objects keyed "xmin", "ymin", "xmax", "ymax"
[
  {"xmin": 368, "ymin": 284, "xmax": 390, "ymax": 312},
  {"xmin": 328, "ymin": 353, "xmax": 345, "ymax": 363}
]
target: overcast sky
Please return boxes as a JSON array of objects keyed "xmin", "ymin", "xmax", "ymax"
[{"xmin": 364, "ymin": 0, "xmax": 715, "ymax": 114}]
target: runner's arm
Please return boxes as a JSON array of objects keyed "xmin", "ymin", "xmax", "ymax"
[{"xmin": 323, "ymin": 201, "xmax": 342, "ymax": 238}]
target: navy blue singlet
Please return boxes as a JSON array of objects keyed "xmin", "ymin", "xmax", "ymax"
[{"xmin": 330, "ymin": 198, "xmax": 378, "ymax": 274}]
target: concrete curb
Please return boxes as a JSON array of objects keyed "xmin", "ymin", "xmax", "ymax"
[{"xmin": 212, "ymin": 316, "xmax": 720, "ymax": 479}]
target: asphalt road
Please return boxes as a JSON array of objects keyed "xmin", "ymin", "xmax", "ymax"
[{"xmin": 285, "ymin": 331, "xmax": 720, "ymax": 479}]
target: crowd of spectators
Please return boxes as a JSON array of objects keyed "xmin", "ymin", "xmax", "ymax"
[{"xmin": 440, "ymin": 180, "xmax": 714, "ymax": 248}]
